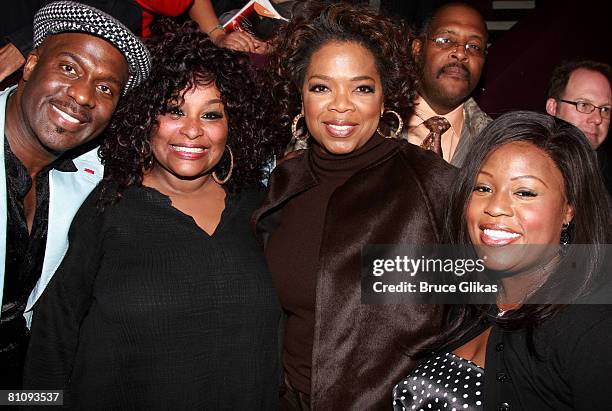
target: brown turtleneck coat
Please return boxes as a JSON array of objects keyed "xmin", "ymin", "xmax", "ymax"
[{"xmin": 253, "ymin": 136, "xmax": 457, "ymax": 410}]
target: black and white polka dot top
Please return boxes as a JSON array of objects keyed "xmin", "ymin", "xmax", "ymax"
[{"xmin": 392, "ymin": 352, "xmax": 484, "ymax": 411}]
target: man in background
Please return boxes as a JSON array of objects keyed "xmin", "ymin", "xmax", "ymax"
[
  {"xmin": 546, "ymin": 60, "xmax": 611, "ymax": 149},
  {"xmin": 546, "ymin": 59, "xmax": 612, "ymax": 194},
  {"xmin": 405, "ymin": 2, "xmax": 491, "ymax": 166}
]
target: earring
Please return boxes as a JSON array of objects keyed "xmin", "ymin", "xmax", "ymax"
[
  {"xmin": 291, "ymin": 113, "xmax": 309, "ymax": 142},
  {"xmin": 212, "ymin": 145, "xmax": 234, "ymax": 185},
  {"xmin": 376, "ymin": 110, "xmax": 404, "ymax": 139},
  {"xmin": 139, "ymin": 140, "xmax": 154, "ymax": 169},
  {"xmin": 560, "ymin": 222, "xmax": 570, "ymax": 246}
]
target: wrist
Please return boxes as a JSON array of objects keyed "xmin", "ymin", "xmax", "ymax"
[{"xmin": 207, "ymin": 24, "xmax": 225, "ymax": 40}]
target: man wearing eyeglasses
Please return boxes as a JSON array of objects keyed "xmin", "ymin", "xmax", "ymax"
[
  {"xmin": 545, "ymin": 60, "xmax": 611, "ymax": 149},
  {"xmin": 406, "ymin": 2, "xmax": 491, "ymax": 166}
]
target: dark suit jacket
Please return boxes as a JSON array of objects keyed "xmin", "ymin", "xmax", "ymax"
[{"xmin": 253, "ymin": 140, "xmax": 458, "ymax": 410}]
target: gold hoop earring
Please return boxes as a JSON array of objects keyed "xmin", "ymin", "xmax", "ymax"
[
  {"xmin": 376, "ymin": 110, "xmax": 404, "ymax": 139},
  {"xmin": 212, "ymin": 145, "xmax": 234, "ymax": 185},
  {"xmin": 291, "ymin": 113, "xmax": 309, "ymax": 142}
]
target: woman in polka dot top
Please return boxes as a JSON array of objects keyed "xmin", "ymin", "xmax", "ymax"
[{"xmin": 393, "ymin": 112, "xmax": 612, "ymax": 411}]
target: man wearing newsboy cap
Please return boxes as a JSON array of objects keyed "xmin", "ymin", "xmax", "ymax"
[{"xmin": 0, "ymin": 1, "xmax": 150, "ymax": 388}]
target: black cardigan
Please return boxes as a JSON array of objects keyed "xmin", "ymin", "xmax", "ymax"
[{"xmin": 445, "ymin": 304, "xmax": 612, "ymax": 411}]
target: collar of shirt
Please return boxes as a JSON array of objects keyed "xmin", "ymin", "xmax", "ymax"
[
  {"xmin": 407, "ymin": 95, "xmax": 465, "ymax": 162},
  {"xmin": 4, "ymin": 139, "xmax": 77, "ymax": 199}
]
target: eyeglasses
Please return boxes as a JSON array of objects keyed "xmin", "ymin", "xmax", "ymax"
[
  {"xmin": 429, "ymin": 37, "xmax": 487, "ymax": 57},
  {"xmin": 559, "ymin": 99, "xmax": 611, "ymax": 119}
]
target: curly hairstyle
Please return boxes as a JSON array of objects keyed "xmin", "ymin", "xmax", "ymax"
[
  {"xmin": 431, "ymin": 111, "xmax": 612, "ymax": 356},
  {"xmin": 268, "ymin": 1, "xmax": 417, "ymax": 140},
  {"xmin": 98, "ymin": 19, "xmax": 285, "ymax": 206}
]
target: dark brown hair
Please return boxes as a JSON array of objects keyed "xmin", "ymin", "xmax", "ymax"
[
  {"xmin": 268, "ymin": 1, "xmax": 417, "ymax": 139},
  {"xmin": 436, "ymin": 111, "xmax": 612, "ymax": 355}
]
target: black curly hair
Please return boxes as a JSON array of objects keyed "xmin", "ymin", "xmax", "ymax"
[
  {"xmin": 268, "ymin": 1, "xmax": 417, "ymax": 140},
  {"xmin": 98, "ymin": 19, "xmax": 285, "ymax": 206}
]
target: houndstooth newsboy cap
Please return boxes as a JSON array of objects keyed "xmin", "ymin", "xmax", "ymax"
[{"xmin": 33, "ymin": 1, "xmax": 151, "ymax": 94}]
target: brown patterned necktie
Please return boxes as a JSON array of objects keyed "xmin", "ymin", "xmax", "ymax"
[{"xmin": 420, "ymin": 116, "xmax": 451, "ymax": 156}]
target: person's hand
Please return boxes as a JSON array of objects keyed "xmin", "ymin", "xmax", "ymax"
[
  {"xmin": 0, "ymin": 43, "xmax": 26, "ymax": 82},
  {"xmin": 211, "ymin": 30, "xmax": 269, "ymax": 54}
]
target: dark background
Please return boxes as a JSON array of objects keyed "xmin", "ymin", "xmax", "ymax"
[{"xmin": 380, "ymin": 0, "xmax": 612, "ymax": 153}]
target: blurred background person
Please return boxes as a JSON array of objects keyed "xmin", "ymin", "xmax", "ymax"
[
  {"xmin": 254, "ymin": 2, "xmax": 456, "ymax": 409},
  {"xmin": 23, "ymin": 21, "xmax": 283, "ymax": 409},
  {"xmin": 394, "ymin": 111, "xmax": 612, "ymax": 410},
  {"xmin": 181, "ymin": 0, "xmax": 269, "ymax": 53},
  {"xmin": 546, "ymin": 60, "xmax": 611, "ymax": 150},
  {"xmin": 545, "ymin": 60, "xmax": 612, "ymax": 195}
]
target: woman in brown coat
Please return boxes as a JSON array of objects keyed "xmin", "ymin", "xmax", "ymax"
[{"xmin": 253, "ymin": 2, "xmax": 457, "ymax": 409}]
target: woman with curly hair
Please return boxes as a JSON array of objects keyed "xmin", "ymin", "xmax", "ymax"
[
  {"xmin": 24, "ymin": 21, "xmax": 282, "ymax": 409},
  {"xmin": 252, "ymin": 2, "xmax": 457, "ymax": 409}
]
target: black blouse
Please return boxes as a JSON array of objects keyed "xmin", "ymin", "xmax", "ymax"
[
  {"xmin": 394, "ymin": 304, "xmax": 612, "ymax": 411},
  {"xmin": 23, "ymin": 185, "xmax": 280, "ymax": 410}
]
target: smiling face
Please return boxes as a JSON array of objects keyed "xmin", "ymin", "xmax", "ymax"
[
  {"xmin": 20, "ymin": 33, "xmax": 128, "ymax": 155},
  {"xmin": 466, "ymin": 141, "xmax": 574, "ymax": 272},
  {"xmin": 301, "ymin": 41, "xmax": 384, "ymax": 154},
  {"xmin": 413, "ymin": 4, "xmax": 487, "ymax": 113},
  {"xmin": 149, "ymin": 83, "xmax": 228, "ymax": 182},
  {"xmin": 546, "ymin": 68, "xmax": 611, "ymax": 149}
]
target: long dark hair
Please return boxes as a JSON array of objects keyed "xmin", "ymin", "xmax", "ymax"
[
  {"xmin": 268, "ymin": 1, "xmax": 416, "ymax": 140},
  {"xmin": 98, "ymin": 20, "xmax": 285, "ymax": 206},
  {"xmin": 439, "ymin": 111, "xmax": 611, "ymax": 351}
]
